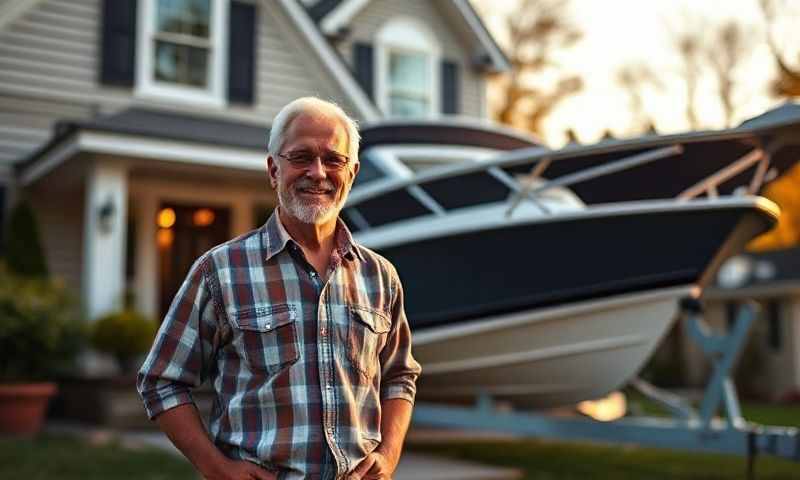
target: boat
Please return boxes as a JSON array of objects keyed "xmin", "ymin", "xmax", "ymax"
[{"xmin": 343, "ymin": 104, "xmax": 799, "ymax": 408}]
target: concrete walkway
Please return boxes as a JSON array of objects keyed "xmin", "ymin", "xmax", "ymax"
[{"xmin": 45, "ymin": 422, "xmax": 521, "ymax": 480}]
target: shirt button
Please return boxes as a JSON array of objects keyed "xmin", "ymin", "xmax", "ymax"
[{"xmin": 310, "ymin": 271, "xmax": 317, "ymax": 277}]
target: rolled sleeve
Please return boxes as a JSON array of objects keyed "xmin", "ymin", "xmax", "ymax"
[
  {"xmin": 136, "ymin": 255, "xmax": 219, "ymax": 420},
  {"xmin": 379, "ymin": 273, "xmax": 421, "ymax": 404}
]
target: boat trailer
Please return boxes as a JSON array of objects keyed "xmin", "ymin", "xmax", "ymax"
[{"xmin": 411, "ymin": 301, "xmax": 800, "ymax": 476}]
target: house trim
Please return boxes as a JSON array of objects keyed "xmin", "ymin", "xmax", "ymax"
[
  {"xmin": 317, "ymin": 0, "xmax": 510, "ymax": 72},
  {"xmin": 279, "ymin": 0, "xmax": 380, "ymax": 121},
  {"xmin": 19, "ymin": 130, "xmax": 264, "ymax": 186}
]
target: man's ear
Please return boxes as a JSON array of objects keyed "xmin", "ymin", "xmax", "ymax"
[{"xmin": 267, "ymin": 155, "xmax": 279, "ymax": 189}]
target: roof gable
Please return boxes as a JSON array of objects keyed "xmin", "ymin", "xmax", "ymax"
[{"xmin": 310, "ymin": 0, "xmax": 510, "ymax": 72}]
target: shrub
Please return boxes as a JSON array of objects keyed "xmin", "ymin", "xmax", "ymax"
[
  {"xmin": 0, "ymin": 264, "xmax": 86, "ymax": 381},
  {"xmin": 91, "ymin": 310, "xmax": 158, "ymax": 374},
  {"xmin": 4, "ymin": 200, "xmax": 48, "ymax": 277}
]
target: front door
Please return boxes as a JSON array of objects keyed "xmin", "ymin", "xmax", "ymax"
[{"xmin": 158, "ymin": 203, "xmax": 230, "ymax": 320}]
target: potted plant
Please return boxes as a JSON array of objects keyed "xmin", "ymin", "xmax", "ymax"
[{"xmin": 0, "ymin": 264, "xmax": 86, "ymax": 435}]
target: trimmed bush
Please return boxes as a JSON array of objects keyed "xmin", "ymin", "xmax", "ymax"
[
  {"xmin": 0, "ymin": 264, "xmax": 86, "ymax": 381},
  {"xmin": 91, "ymin": 310, "xmax": 158, "ymax": 374}
]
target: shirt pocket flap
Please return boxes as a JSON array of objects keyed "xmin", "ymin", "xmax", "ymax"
[
  {"xmin": 233, "ymin": 304, "xmax": 297, "ymax": 332},
  {"xmin": 349, "ymin": 305, "xmax": 391, "ymax": 334}
]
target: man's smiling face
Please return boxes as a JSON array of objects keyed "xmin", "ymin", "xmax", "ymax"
[{"xmin": 269, "ymin": 112, "xmax": 359, "ymax": 225}]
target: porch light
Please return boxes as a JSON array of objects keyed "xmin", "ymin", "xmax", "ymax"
[
  {"xmin": 157, "ymin": 208, "xmax": 176, "ymax": 228},
  {"xmin": 193, "ymin": 208, "xmax": 215, "ymax": 227},
  {"xmin": 98, "ymin": 197, "xmax": 116, "ymax": 234},
  {"xmin": 157, "ymin": 228, "xmax": 174, "ymax": 248}
]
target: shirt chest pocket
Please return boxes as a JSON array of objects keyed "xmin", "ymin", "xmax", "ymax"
[
  {"xmin": 231, "ymin": 304, "xmax": 300, "ymax": 376},
  {"xmin": 347, "ymin": 305, "xmax": 391, "ymax": 379}
]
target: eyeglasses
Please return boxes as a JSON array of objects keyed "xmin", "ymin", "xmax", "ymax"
[{"xmin": 278, "ymin": 150, "xmax": 350, "ymax": 171}]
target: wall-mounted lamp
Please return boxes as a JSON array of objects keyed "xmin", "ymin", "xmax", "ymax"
[{"xmin": 98, "ymin": 197, "xmax": 116, "ymax": 234}]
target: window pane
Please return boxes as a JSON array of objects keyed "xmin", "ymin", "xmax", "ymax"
[
  {"xmin": 157, "ymin": 0, "xmax": 210, "ymax": 38},
  {"xmin": 389, "ymin": 52, "xmax": 427, "ymax": 93},
  {"xmin": 390, "ymin": 96, "xmax": 428, "ymax": 117},
  {"xmin": 155, "ymin": 41, "xmax": 208, "ymax": 87}
]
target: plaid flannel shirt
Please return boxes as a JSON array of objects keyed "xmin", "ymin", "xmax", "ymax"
[{"xmin": 137, "ymin": 210, "xmax": 420, "ymax": 479}]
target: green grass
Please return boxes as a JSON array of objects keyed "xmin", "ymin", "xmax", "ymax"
[
  {"xmin": 0, "ymin": 434, "xmax": 197, "ymax": 480},
  {"xmin": 411, "ymin": 439, "xmax": 800, "ymax": 479},
  {"xmin": 625, "ymin": 390, "xmax": 800, "ymax": 428}
]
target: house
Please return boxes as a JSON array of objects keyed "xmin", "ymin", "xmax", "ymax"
[
  {"xmin": 680, "ymin": 247, "xmax": 800, "ymax": 401},
  {"xmin": 0, "ymin": 0, "xmax": 510, "ymax": 327}
]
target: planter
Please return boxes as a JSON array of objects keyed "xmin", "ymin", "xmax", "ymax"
[{"xmin": 0, "ymin": 382, "xmax": 58, "ymax": 435}]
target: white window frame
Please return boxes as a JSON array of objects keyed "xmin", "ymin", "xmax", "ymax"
[
  {"xmin": 135, "ymin": 0, "xmax": 229, "ymax": 108},
  {"xmin": 375, "ymin": 17, "xmax": 440, "ymax": 118}
]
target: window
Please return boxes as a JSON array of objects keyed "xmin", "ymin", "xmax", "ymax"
[
  {"xmin": 136, "ymin": 0, "xmax": 228, "ymax": 107},
  {"xmin": 376, "ymin": 18, "xmax": 439, "ymax": 118},
  {"xmin": 387, "ymin": 51, "xmax": 430, "ymax": 116}
]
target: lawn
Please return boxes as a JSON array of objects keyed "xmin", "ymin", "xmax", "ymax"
[
  {"xmin": 411, "ymin": 439, "xmax": 800, "ymax": 479},
  {"xmin": 0, "ymin": 434, "xmax": 197, "ymax": 480},
  {"xmin": 409, "ymin": 400, "xmax": 800, "ymax": 479}
]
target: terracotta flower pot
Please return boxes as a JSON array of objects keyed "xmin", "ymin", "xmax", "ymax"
[{"xmin": 0, "ymin": 382, "xmax": 58, "ymax": 435}]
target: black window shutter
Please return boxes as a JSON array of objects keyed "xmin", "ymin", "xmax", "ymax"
[
  {"xmin": 228, "ymin": 1, "xmax": 257, "ymax": 104},
  {"xmin": 353, "ymin": 43, "xmax": 374, "ymax": 100},
  {"xmin": 100, "ymin": 0, "xmax": 137, "ymax": 87},
  {"xmin": 441, "ymin": 60, "xmax": 460, "ymax": 115}
]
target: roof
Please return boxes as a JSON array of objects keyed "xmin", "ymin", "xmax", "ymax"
[
  {"xmin": 309, "ymin": 0, "xmax": 510, "ymax": 72},
  {"xmin": 53, "ymin": 108, "xmax": 269, "ymax": 150}
]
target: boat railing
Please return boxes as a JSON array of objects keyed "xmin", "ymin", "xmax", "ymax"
[
  {"xmin": 346, "ymin": 131, "xmax": 783, "ymax": 231},
  {"xmin": 677, "ymin": 141, "xmax": 783, "ymax": 201},
  {"xmin": 505, "ymin": 145, "xmax": 684, "ymax": 217}
]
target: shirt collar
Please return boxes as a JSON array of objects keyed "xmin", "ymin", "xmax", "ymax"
[{"xmin": 262, "ymin": 207, "xmax": 364, "ymax": 263}]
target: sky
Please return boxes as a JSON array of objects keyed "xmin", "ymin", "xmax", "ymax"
[{"xmin": 474, "ymin": 0, "xmax": 800, "ymax": 146}]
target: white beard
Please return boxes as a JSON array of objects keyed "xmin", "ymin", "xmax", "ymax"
[{"xmin": 277, "ymin": 176, "xmax": 348, "ymax": 225}]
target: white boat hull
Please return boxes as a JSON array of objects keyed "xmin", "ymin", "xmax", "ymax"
[{"xmin": 412, "ymin": 286, "xmax": 695, "ymax": 408}]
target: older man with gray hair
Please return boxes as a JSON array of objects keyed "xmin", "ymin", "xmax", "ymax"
[{"xmin": 138, "ymin": 97, "xmax": 421, "ymax": 480}]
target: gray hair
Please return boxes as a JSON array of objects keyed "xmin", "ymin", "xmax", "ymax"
[{"xmin": 268, "ymin": 97, "xmax": 361, "ymax": 165}]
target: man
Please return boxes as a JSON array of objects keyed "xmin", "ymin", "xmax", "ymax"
[{"xmin": 137, "ymin": 97, "xmax": 421, "ymax": 480}]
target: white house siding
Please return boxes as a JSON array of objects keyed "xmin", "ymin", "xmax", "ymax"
[
  {"xmin": 255, "ymin": 0, "xmax": 361, "ymax": 120},
  {"xmin": 0, "ymin": 0, "xmax": 366, "ymax": 171},
  {"xmin": 334, "ymin": 0, "xmax": 485, "ymax": 119},
  {"xmin": 28, "ymin": 183, "xmax": 85, "ymax": 293}
]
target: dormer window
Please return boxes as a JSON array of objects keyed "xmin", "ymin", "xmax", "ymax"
[
  {"xmin": 136, "ymin": 0, "xmax": 229, "ymax": 107},
  {"xmin": 376, "ymin": 18, "xmax": 440, "ymax": 118}
]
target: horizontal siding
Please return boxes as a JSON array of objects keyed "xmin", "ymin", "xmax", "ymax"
[
  {"xmin": 254, "ymin": 0, "xmax": 362, "ymax": 120},
  {"xmin": 335, "ymin": 0, "xmax": 485, "ymax": 118},
  {"xmin": 0, "ymin": 0, "xmax": 104, "ymax": 167},
  {"xmin": 30, "ymin": 187, "xmax": 84, "ymax": 293},
  {"xmin": 0, "ymin": 0, "xmax": 368, "ymax": 168}
]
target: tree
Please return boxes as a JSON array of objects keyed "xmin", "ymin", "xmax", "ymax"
[
  {"xmin": 706, "ymin": 21, "xmax": 754, "ymax": 127},
  {"xmin": 4, "ymin": 200, "xmax": 48, "ymax": 277},
  {"xmin": 616, "ymin": 63, "xmax": 664, "ymax": 134},
  {"xmin": 669, "ymin": 18, "xmax": 705, "ymax": 130},
  {"xmin": 486, "ymin": 0, "xmax": 583, "ymax": 137},
  {"xmin": 760, "ymin": 0, "xmax": 800, "ymax": 97}
]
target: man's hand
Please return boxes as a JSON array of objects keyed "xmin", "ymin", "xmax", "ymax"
[
  {"xmin": 348, "ymin": 450, "xmax": 394, "ymax": 480},
  {"xmin": 202, "ymin": 457, "xmax": 276, "ymax": 480}
]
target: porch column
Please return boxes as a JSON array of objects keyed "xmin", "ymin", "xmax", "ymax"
[
  {"xmin": 82, "ymin": 160, "xmax": 128, "ymax": 320},
  {"xmin": 134, "ymin": 190, "xmax": 159, "ymax": 319}
]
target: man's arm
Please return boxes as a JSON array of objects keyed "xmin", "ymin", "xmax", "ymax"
[
  {"xmin": 349, "ymin": 398, "xmax": 413, "ymax": 480},
  {"xmin": 155, "ymin": 404, "xmax": 273, "ymax": 480}
]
